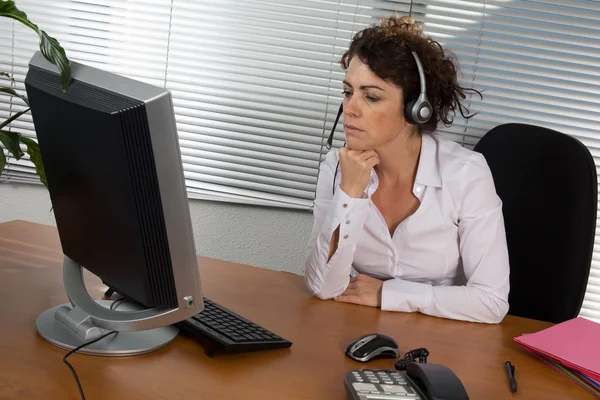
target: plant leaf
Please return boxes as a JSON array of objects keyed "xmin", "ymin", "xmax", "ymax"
[
  {"xmin": 0, "ymin": 72, "xmax": 12, "ymax": 80},
  {"xmin": 0, "ymin": 107, "xmax": 30, "ymax": 131},
  {"xmin": 0, "ymin": 86, "xmax": 29, "ymax": 106},
  {"xmin": 0, "ymin": 1, "xmax": 37, "ymax": 30},
  {"xmin": 20, "ymin": 136, "xmax": 47, "ymax": 187},
  {"xmin": 0, "ymin": 146, "xmax": 5, "ymax": 174},
  {"xmin": 0, "ymin": 129, "xmax": 23, "ymax": 159},
  {"xmin": 0, "ymin": 1, "xmax": 71, "ymax": 92},
  {"xmin": 39, "ymin": 30, "xmax": 71, "ymax": 92}
]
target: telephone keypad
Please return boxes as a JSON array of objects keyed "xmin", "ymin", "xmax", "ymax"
[{"xmin": 345, "ymin": 369, "xmax": 421, "ymax": 399}]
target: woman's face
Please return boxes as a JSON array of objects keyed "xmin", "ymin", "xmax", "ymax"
[{"xmin": 342, "ymin": 57, "xmax": 409, "ymax": 151}]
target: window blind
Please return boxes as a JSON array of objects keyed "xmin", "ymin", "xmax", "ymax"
[
  {"xmin": 166, "ymin": 0, "xmax": 406, "ymax": 208},
  {"xmin": 0, "ymin": 0, "xmax": 410, "ymax": 207},
  {"xmin": 2, "ymin": 0, "xmax": 410, "ymax": 210}
]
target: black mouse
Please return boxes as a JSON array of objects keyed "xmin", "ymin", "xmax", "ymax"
[{"xmin": 345, "ymin": 333, "xmax": 400, "ymax": 362}]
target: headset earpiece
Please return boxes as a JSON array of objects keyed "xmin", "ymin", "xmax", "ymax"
[
  {"xmin": 404, "ymin": 51, "xmax": 433, "ymax": 125},
  {"xmin": 405, "ymin": 99, "xmax": 417, "ymax": 124}
]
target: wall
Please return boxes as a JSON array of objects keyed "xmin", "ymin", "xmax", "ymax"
[{"xmin": 0, "ymin": 183, "xmax": 314, "ymax": 275}]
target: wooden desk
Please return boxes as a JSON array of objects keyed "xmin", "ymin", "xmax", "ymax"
[{"xmin": 0, "ymin": 220, "xmax": 593, "ymax": 399}]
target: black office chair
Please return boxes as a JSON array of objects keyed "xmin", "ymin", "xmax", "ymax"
[{"xmin": 474, "ymin": 123, "xmax": 597, "ymax": 323}]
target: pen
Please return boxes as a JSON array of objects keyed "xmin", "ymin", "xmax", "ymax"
[{"xmin": 505, "ymin": 361, "xmax": 518, "ymax": 393}]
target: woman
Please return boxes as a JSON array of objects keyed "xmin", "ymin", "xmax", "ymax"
[{"xmin": 303, "ymin": 16, "xmax": 510, "ymax": 324}]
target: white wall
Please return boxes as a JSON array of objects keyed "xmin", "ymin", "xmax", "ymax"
[{"xmin": 0, "ymin": 183, "xmax": 313, "ymax": 275}]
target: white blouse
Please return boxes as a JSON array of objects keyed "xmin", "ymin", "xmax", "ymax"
[{"xmin": 303, "ymin": 133, "xmax": 510, "ymax": 324}]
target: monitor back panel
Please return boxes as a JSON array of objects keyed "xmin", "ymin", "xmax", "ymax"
[{"xmin": 25, "ymin": 66, "xmax": 177, "ymax": 308}]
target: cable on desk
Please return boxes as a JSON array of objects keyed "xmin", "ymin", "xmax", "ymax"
[
  {"xmin": 64, "ymin": 299, "xmax": 122, "ymax": 400},
  {"xmin": 109, "ymin": 297, "xmax": 126, "ymax": 310},
  {"xmin": 64, "ymin": 331, "xmax": 117, "ymax": 400}
]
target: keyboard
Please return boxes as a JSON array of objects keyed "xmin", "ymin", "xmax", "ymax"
[{"xmin": 176, "ymin": 297, "xmax": 292, "ymax": 356}]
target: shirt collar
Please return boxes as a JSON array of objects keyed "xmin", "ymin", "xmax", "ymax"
[{"xmin": 415, "ymin": 133, "xmax": 443, "ymax": 188}]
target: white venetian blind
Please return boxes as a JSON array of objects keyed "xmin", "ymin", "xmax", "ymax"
[
  {"xmin": 0, "ymin": 1, "xmax": 324, "ymax": 206},
  {"xmin": 165, "ymin": 0, "xmax": 406, "ymax": 208},
  {"xmin": 166, "ymin": 0, "xmax": 354, "ymax": 209},
  {"xmin": 0, "ymin": 0, "xmax": 411, "ymax": 210},
  {"xmin": 409, "ymin": 0, "xmax": 600, "ymax": 323}
]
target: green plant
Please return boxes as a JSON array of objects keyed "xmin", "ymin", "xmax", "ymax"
[{"xmin": 0, "ymin": 0, "xmax": 71, "ymax": 187}]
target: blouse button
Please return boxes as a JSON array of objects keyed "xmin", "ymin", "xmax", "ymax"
[
  {"xmin": 343, "ymin": 234, "xmax": 349, "ymax": 239},
  {"xmin": 343, "ymin": 203, "xmax": 348, "ymax": 208}
]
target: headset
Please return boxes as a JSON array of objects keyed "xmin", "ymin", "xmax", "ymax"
[{"xmin": 325, "ymin": 50, "xmax": 432, "ymax": 195}]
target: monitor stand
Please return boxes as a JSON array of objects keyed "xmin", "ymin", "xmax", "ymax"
[{"xmin": 36, "ymin": 257, "xmax": 179, "ymax": 356}]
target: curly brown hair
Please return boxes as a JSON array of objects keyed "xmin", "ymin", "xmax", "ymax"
[{"xmin": 340, "ymin": 16, "xmax": 482, "ymax": 133}]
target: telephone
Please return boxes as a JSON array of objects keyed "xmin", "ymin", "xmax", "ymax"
[{"xmin": 344, "ymin": 362, "xmax": 469, "ymax": 400}]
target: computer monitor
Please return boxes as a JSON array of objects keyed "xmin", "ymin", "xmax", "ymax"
[{"xmin": 24, "ymin": 51, "xmax": 204, "ymax": 356}]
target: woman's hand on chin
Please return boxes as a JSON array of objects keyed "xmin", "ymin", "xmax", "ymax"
[{"xmin": 339, "ymin": 148, "xmax": 379, "ymax": 198}]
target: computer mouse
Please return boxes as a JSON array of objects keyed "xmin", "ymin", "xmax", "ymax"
[{"xmin": 345, "ymin": 333, "xmax": 400, "ymax": 362}]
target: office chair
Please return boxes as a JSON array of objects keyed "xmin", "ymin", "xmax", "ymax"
[{"xmin": 474, "ymin": 123, "xmax": 597, "ymax": 323}]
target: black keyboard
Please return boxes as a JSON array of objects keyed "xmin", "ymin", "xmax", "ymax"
[{"xmin": 176, "ymin": 297, "xmax": 292, "ymax": 356}]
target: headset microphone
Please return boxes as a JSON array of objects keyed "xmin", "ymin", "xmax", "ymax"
[{"xmin": 326, "ymin": 103, "xmax": 344, "ymax": 150}]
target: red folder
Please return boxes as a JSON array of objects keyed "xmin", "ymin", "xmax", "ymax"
[{"xmin": 514, "ymin": 317, "xmax": 600, "ymax": 381}]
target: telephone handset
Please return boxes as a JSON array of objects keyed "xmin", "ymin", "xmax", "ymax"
[{"xmin": 344, "ymin": 362, "xmax": 469, "ymax": 400}]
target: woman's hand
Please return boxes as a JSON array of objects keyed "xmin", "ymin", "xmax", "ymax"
[
  {"xmin": 339, "ymin": 148, "xmax": 379, "ymax": 198},
  {"xmin": 334, "ymin": 274, "xmax": 383, "ymax": 308}
]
